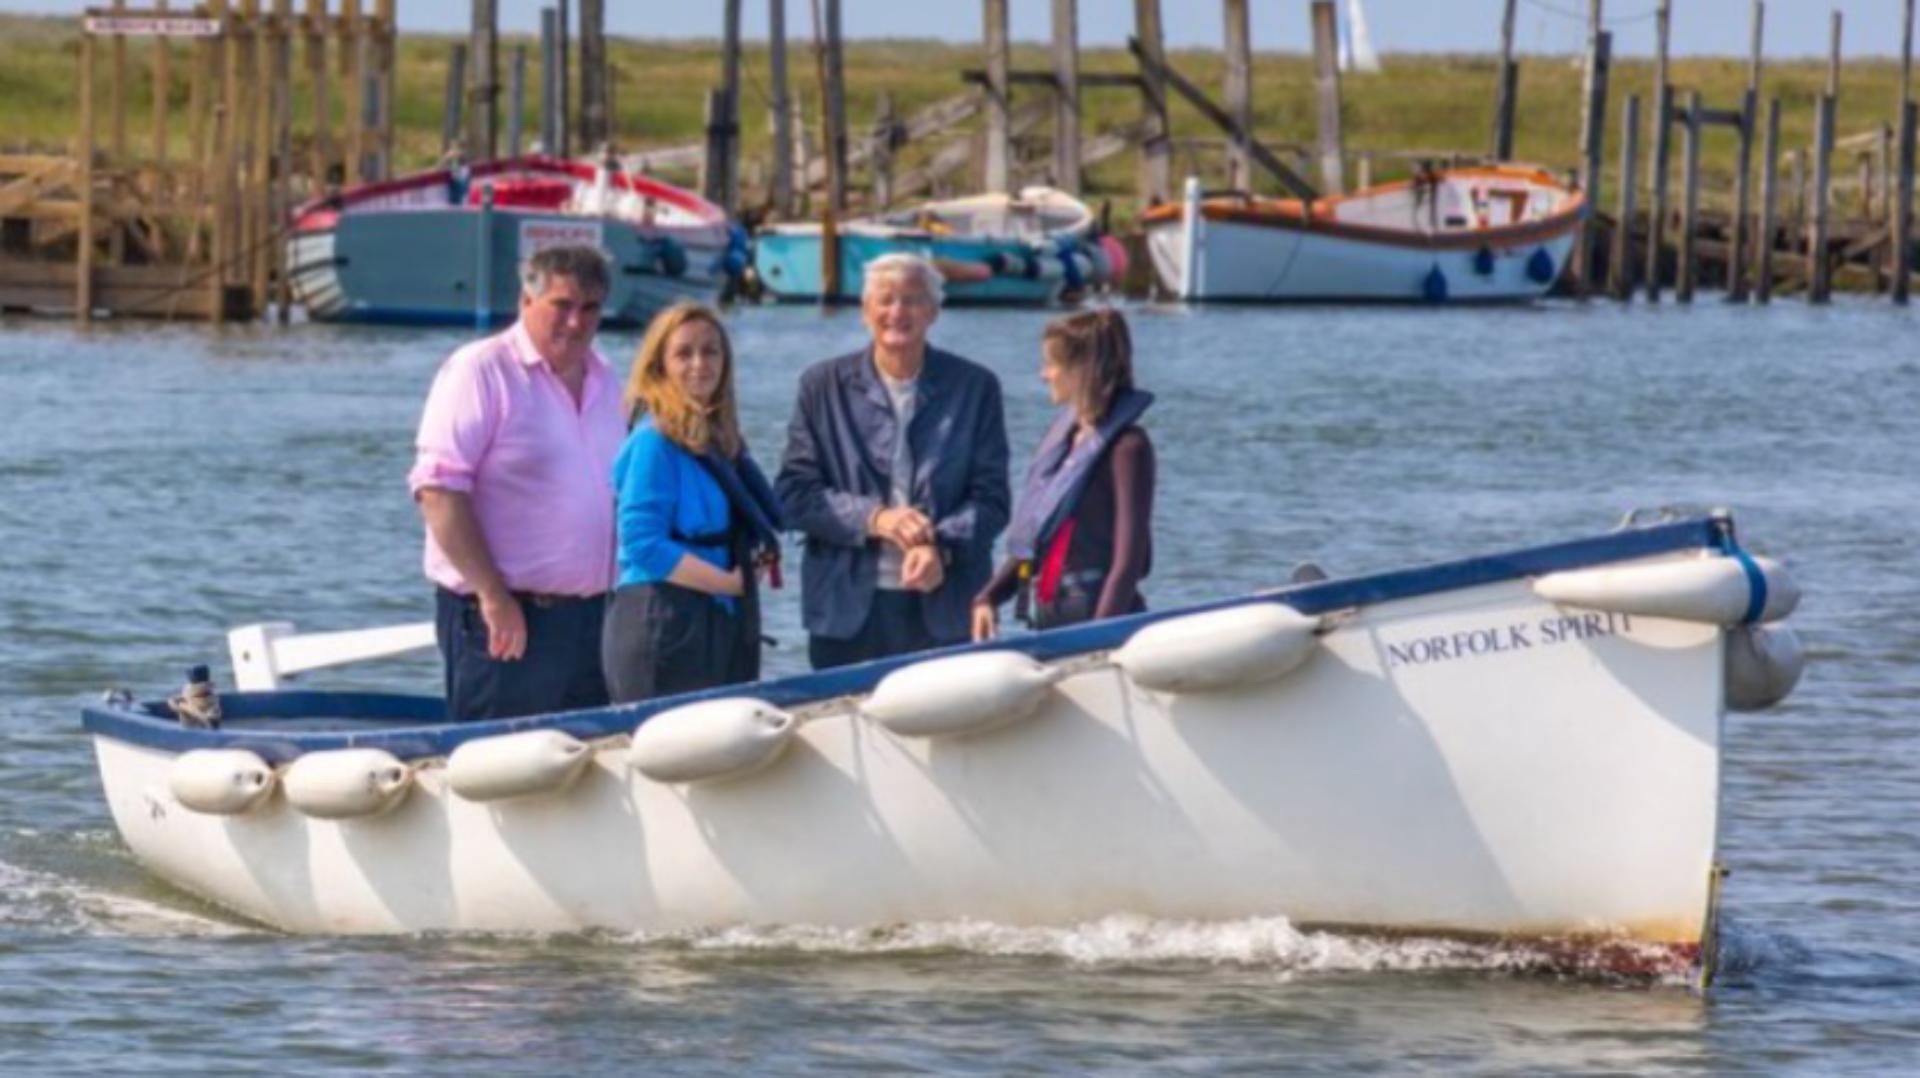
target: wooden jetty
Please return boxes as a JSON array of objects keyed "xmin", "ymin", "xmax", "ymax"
[{"xmin": 0, "ymin": 2, "xmax": 397, "ymax": 323}]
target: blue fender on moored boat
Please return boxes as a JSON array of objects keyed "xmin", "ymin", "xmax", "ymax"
[
  {"xmin": 1472, "ymin": 246, "xmax": 1496, "ymax": 276},
  {"xmin": 1423, "ymin": 264, "xmax": 1449, "ymax": 302},
  {"xmin": 1526, "ymin": 247, "xmax": 1556, "ymax": 283},
  {"xmin": 653, "ymin": 236, "xmax": 688, "ymax": 278}
]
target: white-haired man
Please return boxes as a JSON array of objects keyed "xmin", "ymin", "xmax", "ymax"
[
  {"xmin": 776, "ymin": 253, "xmax": 1011, "ymax": 669},
  {"xmin": 409, "ymin": 244, "xmax": 625, "ymax": 720}
]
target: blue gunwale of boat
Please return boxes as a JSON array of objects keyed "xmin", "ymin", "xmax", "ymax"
[{"xmin": 81, "ymin": 517, "xmax": 1733, "ymax": 764}]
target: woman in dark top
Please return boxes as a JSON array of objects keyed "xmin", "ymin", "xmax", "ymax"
[{"xmin": 973, "ymin": 309, "xmax": 1155, "ymax": 639}]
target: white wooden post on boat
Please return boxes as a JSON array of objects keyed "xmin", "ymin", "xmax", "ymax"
[
  {"xmin": 1179, "ymin": 175, "xmax": 1204, "ymax": 299},
  {"xmin": 229, "ymin": 621, "xmax": 438, "ymax": 691}
]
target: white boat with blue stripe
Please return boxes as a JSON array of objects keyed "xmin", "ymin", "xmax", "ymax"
[{"xmin": 82, "ymin": 514, "xmax": 1802, "ymax": 977}]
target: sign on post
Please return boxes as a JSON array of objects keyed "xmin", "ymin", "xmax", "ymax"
[{"xmin": 82, "ymin": 14, "xmax": 222, "ymax": 37}]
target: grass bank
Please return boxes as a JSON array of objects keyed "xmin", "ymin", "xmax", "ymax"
[{"xmin": 0, "ymin": 13, "xmax": 1909, "ymax": 222}]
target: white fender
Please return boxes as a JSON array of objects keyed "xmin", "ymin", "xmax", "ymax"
[
  {"xmin": 861, "ymin": 651, "xmax": 1062, "ymax": 738},
  {"xmin": 283, "ymin": 748, "xmax": 413, "ymax": 820},
  {"xmin": 168, "ymin": 748, "xmax": 276, "ymax": 815},
  {"xmin": 1725, "ymin": 622, "xmax": 1807, "ymax": 712},
  {"xmin": 447, "ymin": 729, "xmax": 593, "ymax": 803},
  {"xmin": 1533, "ymin": 554, "xmax": 1798, "ymax": 625},
  {"xmin": 1114, "ymin": 603, "xmax": 1321, "ymax": 693},
  {"xmin": 630, "ymin": 698, "xmax": 796, "ymax": 784}
]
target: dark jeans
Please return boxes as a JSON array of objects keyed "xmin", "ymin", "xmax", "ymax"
[
  {"xmin": 435, "ymin": 587, "xmax": 609, "ymax": 722},
  {"xmin": 1034, "ymin": 573, "xmax": 1146, "ymax": 631},
  {"xmin": 602, "ymin": 582, "xmax": 756, "ymax": 704},
  {"xmin": 808, "ymin": 590, "xmax": 951, "ymax": 670}
]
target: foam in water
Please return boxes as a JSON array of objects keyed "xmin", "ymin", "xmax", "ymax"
[
  {"xmin": 641, "ymin": 915, "xmax": 1699, "ymax": 982},
  {"xmin": 0, "ymin": 855, "xmax": 245, "ymax": 939}
]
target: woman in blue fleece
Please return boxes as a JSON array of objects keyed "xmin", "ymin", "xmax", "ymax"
[{"xmin": 601, "ymin": 302, "xmax": 783, "ymax": 704}]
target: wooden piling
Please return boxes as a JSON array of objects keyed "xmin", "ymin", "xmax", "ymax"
[
  {"xmin": 1789, "ymin": 149, "xmax": 1805, "ymax": 232},
  {"xmin": 769, "ymin": 0, "xmax": 794, "ymax": 216},
  {"xmin": 716, "ymin": 0, "xmax": 742, "ymax": 209},
  {"xmin": 1575, "ymin": 27, "xmax": 1611, "ymax": 298},
  {"xmin": 1895, "ymin": 0, "xmax": 1915, "ymax": 304},
  {"xmin": 1223, "ymin": 0, "xmax": 1252, "ymax": 192},
  {"xmin": 110, "ymin": 0, "xmax": 127, "ymax": 164},
  {"xmin": 246, "ymin": 0, "xmax": 270, "ymax": 312},
  {"xmin": 1310, "ymin": 1, "xmax": 1344, "ymax": 194},
  {"xmin": 508, "ymin": 45, "xmax": 526, "ymax": 157},
  {"xmin": 700, "ymin": 88, "xmax": 727, "ymax": 205},
  {"xmin": 1809, "ymin": 12, "xmax": 1840, "ymax": 304},
  {"xmin": 1728, "ymin": 0, "xmax": 1763, "ymax": 300},
  {"xmin": 272, "ymin": 0, "xmax": 293, "ymax": 322},
  {"xmin": 212, "ymin": 0, "xmax": 235, "ymax": 323},
  {"xmin": 1677, "ymin": 92, "xmax": 1702, "ymax": 303},
  {"xmin": 444, "ymin": 43, "xmax": 468, "ymax": 156},
  {"xmin": 1757, "ymin": 96, "xmax": 1780, "ymax": 303},
  {"xmin": 1900, "ymin": 101, "xmax": 1917, "ymax": 304},
  {"xmin": 809, "ymin": 0, "xmax": 845, "ymax": 297},
  {"xmin": 153, "ymin": 0, "xmax": 171, "ymax": 162},
  {"xmin": 1878, "ymin": 123, "xmax": 1893, "ymax": 225},
  {"xmin": 539, "ymin": 7, "xmax": 557, "ymax": 154},
  {"xmin": 1133, "ymin": 0, "xmax": 1171, "ymax": 204},
  {"xmin": 1644, "ymin": 0, "xmax": 1672, "ymax": 302},
  {"xmin": 822, "ymin": 0, "xmax": 849, "ymax": 214},
  {"xmin": 1051, "ymin": 0, "xmax": 1081, "ymax": 193},
  {"xmin": 557, "ymin": 0, "xmax": 571, "ymax": 157},
  {"xmin": 469, "ymin": 0, "xmax": 498, "ymax": 160},
  {"xmin": 791, "ymin": 98, "xmax": 811, "ymax": 216},
  {"xmin": 342, "ymin": 0, "xmax": 363, "ymax": 182},
  {"xmin": 78, "ymin": 30, "xmax": 95, "ymax": 326},
  {"xmin": 304, "ymin": 0, "xmax": 329, "ymax": 186},
  {"xmin": 579, "ymin": 0, "xmax": 606, "ymax": 151},
  {"xmin": 871, "ymin": 91, "xmax": 896, "ymax": 209},
  {"xmin": 1611, "ymin": 94, "xmax": 1640, "ymax": 300},
  {"xmin": 229, "ymin": 2, "xmax": 254, "ymax": 285},
  {"xmin": 357, "ymin": 28, "xmax": 379, "ymax": 183},
  {"xmin": 1491, "ymin": 0, "xmax": 1517, "ymax": 160},
  {"xmin": 983, "ymin": 0, "xmax": 1010, "ymax": 193},
  {"xmin": 376, "ymin": 0, "xmax": 395, "ymax": 177}
]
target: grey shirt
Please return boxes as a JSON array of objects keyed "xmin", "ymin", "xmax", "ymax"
[{"xmin": 876, "ymin": 367, "xmax": 918, "ymax": 589}]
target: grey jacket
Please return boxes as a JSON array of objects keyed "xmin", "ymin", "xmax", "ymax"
[{"xmin": 776, "ymin": 346, "xmax": 1011, "ymax": 643}]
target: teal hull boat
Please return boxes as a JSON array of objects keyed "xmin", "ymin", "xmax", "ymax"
[{"xmin": 753, "ymin": 187, "xmax": 1126, "ymax": 305}]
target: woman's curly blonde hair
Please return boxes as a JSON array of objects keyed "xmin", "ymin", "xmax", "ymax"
[{"xmin": 624, "ymin": 302, "xmax": 743, "ymax": 458}]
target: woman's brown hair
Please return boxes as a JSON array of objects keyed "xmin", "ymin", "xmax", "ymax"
[
  {"xmin": 625, "ymin": 302, "xmax": 743, "ymax": 457},
  {"xmin": 1042, "ymin": 308, "xmax": 1134, "ymax": 423}
]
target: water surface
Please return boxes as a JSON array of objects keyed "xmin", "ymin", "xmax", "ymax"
[{"xmin": 2, "ymin": 298, "xmax": 1917, "ymax": 1072}]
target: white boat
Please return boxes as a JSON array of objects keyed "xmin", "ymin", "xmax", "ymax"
[
  {"xmin": 82, "ymin": 515, "xmax": 1803, "ymax": 978},
  {"xmin": 1142, "ymin": 166, "xmax": 1586, "ymax": 302}
]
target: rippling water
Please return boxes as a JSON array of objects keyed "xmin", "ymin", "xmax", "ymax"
[{"xmin": 3, "ymin": 298, "xmax": 1918, "ymax": 1072}]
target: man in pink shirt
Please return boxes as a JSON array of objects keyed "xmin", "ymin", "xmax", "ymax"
[{"xmin": 409, "ymin": 245, "xmax": 627, "ymax": 720}]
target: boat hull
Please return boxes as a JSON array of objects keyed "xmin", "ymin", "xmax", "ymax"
[
  {"xmin": 1143, "ymin": 166, "xmax": 1586, "ymax": 303},
  {"xmin": 1145, "ymin": 214, "xmax": 1579, "ymax": 303},
  {"xmin": 753, "ymin": 231, "xmax": 1066, "ymax": 305},
  {"xmin": 288, "ymin": 209, "xmax": 725, "ymax": 328},
  {"xmin": 87, "ymin": 529, "xmax": 1728, "ymax": 954}
]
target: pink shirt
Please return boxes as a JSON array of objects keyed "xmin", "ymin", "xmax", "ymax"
[{"xmin": 408, "ymin": 321, "xmax": 626, "ymax": 597}]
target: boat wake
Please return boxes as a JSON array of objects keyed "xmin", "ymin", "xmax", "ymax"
[
  {"xmin": 0, "ymin": 848, "xmax": 247, "ymax": 939},
  {"xmin": 647, "ymin": 915, "xmax": 1699, "ymax": 983}
]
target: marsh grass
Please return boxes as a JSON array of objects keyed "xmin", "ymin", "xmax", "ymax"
[{"xmin": 0, "ymin": 13, "xmax": 1907, "ymax": 222}]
